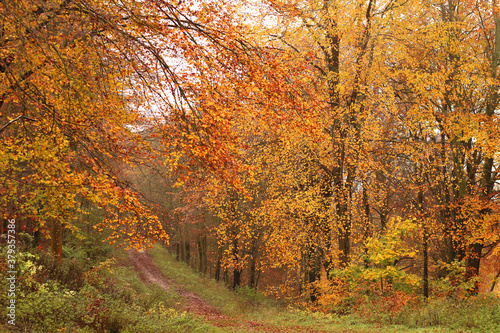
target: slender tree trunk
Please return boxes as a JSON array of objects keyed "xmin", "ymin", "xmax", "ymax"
[
  {"xmin": 233, "ymin": 268, "xmax": 241, "ymax": 290},
  {"xmin": 185, "ymin": 242, "xmax": 190, "ymax": 264},
  {"xmin": 362, "ymin": 187, "xmax": 371, "ymax": 268},
  {"xmin": 249, "ymin": 239, "xmax": 258, "ymax": 289},
  {"xmin": 418, "ymin": 190, "xmax": 429, "ymax": 299},
  {"xmin": 255, "ymin": 270, "xmax": 261, "ymax": 289},
  {"xmin": 232, "ymin": 238, "xmax": 241, "ymax": 289},
  {"xmin": 249, "ymin": 256, "xmax": 256, "ymax": 289},
  {"xmin": 423, "ymin": 233, "xmax": 429, "ymax": 298},
  {"xmin": 490, "ymin": 268, "xmax": 500, "ymax": 292},
  {"xmin": 379, "ymin": 205, "xmax": 388, "ymax": 231},
  {"xmin": 33, "ymin": 229, "xmax": 40, "ymax": 248},
  {"xmin": 337, "ymin": 200, "xmax": 351, "ymax": 268},
  {"xmin": 466, "ymin": 243, "xmax": 482, "ymax": 294},
  {"xmin": 180, "ymin": 239, "xmax": 186, "ymax": 262},
  {"xmin": 215, "ymin": 247, "xmax": 222, "ymax": 281},
  {"xmin": 308, "ymin": 248, "xmax": 322, "ymax": 302},
  {"xmin": 224, "ymin": 268, "xmax": 229, "ymax": 286},
  {"xmin": 197, "ymin": 239, "xmax": 203, "ymax": 272},
  {"xmin": 51, "ymin": 220, "xmax": 63, "ymax": 265},
  {"xmin": 202, "ymin": 234, "xmax": 208, "ymax": 274}
]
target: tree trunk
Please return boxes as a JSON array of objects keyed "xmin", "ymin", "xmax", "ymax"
[
  {"xmin": 466, "ymin": 243, "xmax": 483, "ymax": 294},
  {"xmin": 423, "ymin": 233, "xmax": 429, "ymax": 298},
  {"xmin": 249, "ymin": 239, "xmax": 258, "ymax": 289},
  {"xmin": 249, "ymin": 255, "xmax": 256, "ymax": 289},
  {"xmin": 215, "ymin": 247, "xmax": 222, "ymax": 281},
  {"xmin": 197, "ymin": 238, "xmax": 203, "ymax": 273},
  {"xmin": 51, "ymin": 220, "xmax": 63, "ymax": 265},
  {"xmin": 197, "ymin": 234, "xmax": 207, "ymax": 275},
  {"xmin": 233, "ymin": 267, "xmax": 241, "ymax": 290},
  {"xmin": 185, "ymin": 242, "xmax": 190, "ymax": 264},
  {"xmin": 307, "ymin": 248, "xmax": 321, "ymax": 302},
  {"xmin": 231, "ymin": 237, "xmax": 241, "ymax": 289},
  {"xmin": 490, "ymin": 268, "xmax": 500, "ymax": 292},
  {"xmin": 461, "ymin": 0, "xmax": 499, "ymax": 295},
  {"xmin": 362, "ymin": 187, "xmax": 371, "ymax": 268},
  {"xmin": 337, "ymin": 201, "xmax": 351, "ymax": 268},
  {"xmin": 419, "ymin": 190, "xmax": 429, "ymax": 299},
  {"xmin": 224, "ymin": 268, "xmax": 229, "ymax": 286},
  {"xmin": 180, "ymin": 239, "xmax": 186, "ymax": 262}
]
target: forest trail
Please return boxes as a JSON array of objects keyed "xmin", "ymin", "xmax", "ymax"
[{"xmin": 127, "ymin": 249, "xmax": 326, "ymax": 332}]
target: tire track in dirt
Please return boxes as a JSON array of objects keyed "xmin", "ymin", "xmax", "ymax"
[
  {"xmin": 128, "ymin": 249, "xmax": 327, "ymax": 332},
  {"xmin": 128, "ymin": 250, "xmax": 230, "ymax": 322}
]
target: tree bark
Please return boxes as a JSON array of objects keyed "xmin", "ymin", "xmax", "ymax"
[
  {"xmin": 215, "ymin": 247, "xmax": 222, "ymax": 281},
  {"xmin": 490, "ymin": 268, "xmax": 500, "ymax": 292},
  {"xmin": 232, "ymin": 237, "xmax": 241, "ymax": 289},
  {"xmin": 249, "ymin": 239, "xmax": 259, "ymax": 288},
  {"xmin": 418, "ymin": 190, "xmax": 429, "ymax": 299},
  {"xmin": 50, "ymin": 219, "xmax": 63, "ymax": 265}
]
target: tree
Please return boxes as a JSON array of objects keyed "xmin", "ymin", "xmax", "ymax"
[
  {"xmin": 389, "ymin": 0, "xmax": 500, "ymax": 292},
  {"xmin": 193, "ymin": 0, "xmax": 500, "ymax": 298},
  {"xmin": 0, "ymin": 0, "xmax": 257, "ymax": 261}
]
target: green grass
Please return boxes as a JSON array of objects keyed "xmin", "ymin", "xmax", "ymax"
[
  {"xmin": 148, "ymin": 245, "xmax": 496, "ymax": 333},
  {"xmin": 3, "ymin": 237, "xmax": 498, "ymax": 332},
  {"xmin": 0, "ymin": 241, "xmax": 214, "ymax": 333},
  {"xmin": 148, "ymin": 245, "xmax": 275, "ymax": 316}
]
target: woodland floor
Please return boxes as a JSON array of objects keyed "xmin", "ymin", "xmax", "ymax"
[
  {"xmin": 128, "ymin": 249, "xmax": 329, "ymax": 332},
  {"xmin": 127, "ymin": 248, "xmax": 478, "ymax": 333}
]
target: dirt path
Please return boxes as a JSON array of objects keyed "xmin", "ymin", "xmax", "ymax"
[
  {"xmin": 128, "ymin": 250, "xmax": 230, "ymax": 321},
  {"xmin": 127, "ymin": 249, "xmax": 326, "ymax": 332}
]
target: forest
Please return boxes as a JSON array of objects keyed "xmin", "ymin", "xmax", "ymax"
[{"xmin": 1, "ymin": 0, "xmax": 500, "ymax": 332}]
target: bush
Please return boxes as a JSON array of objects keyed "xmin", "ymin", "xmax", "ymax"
[
  {"xmin": 353, "ymin": 293, "xmax": 500, "ymax": 332},
  {"xmin": 18, "ymin": 286, "xmax": 84, "ymax": 332},
  {"xmin": 0, "ymin": 243, "xmax": 214, "ymax": 332}
]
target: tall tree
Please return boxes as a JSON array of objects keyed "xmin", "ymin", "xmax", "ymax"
[{"xmin": 0, "ymin": 0, "xmax": 259, "ymax": 260}]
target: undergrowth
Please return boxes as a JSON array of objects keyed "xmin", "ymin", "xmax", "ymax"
[
  {"xmin": 0, "ymin": 231, "xmax": 213, "ymax": 333},
  {"xmin": 149, "ymin": 245, "xmax": 500, "ymax": 333},
  {"xmin": 2, "ymin": 231, "xmax": 499, "ymax": 333},
  {"xmin": 354, "ymin": 293, "xmax": 500, "ymax": 332}
]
